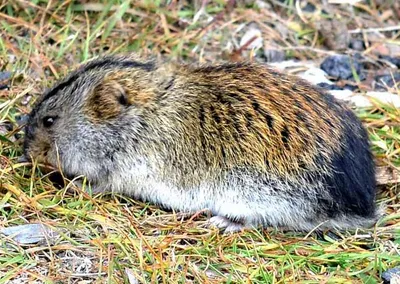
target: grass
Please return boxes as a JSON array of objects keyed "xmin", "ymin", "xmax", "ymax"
[{"xmin": 0, "ymin": 0, "xmax": 399, "ymax": 283}]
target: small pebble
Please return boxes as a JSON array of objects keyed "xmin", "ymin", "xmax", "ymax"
[
  {"xmin": 382, "ymin": 267, "xmax": 400, "ymax": 284},
  {"xmin": 21, "ymin": 95, "xmax": 32, "ymax": 106},
  {"xmin": 320, "ymin": 55, "xmax": 364, "ymax": 80},
  {"xmin": 255, "ymin": 0, "xmax": 270, "ymax": 9},
  {"xmin": 349, "ymin": 39, "xmax": 365, "ymax": 51},
  {"xmin": 0, "ymin": 71, "xmax": 11, "ymax": 81},
  {"xmin": 375, "ymin": 73, "xmax": 400, "ymax": 89},
  {"xmin": 0, "ymin": 71, "xmax": 12, "ymax": 90},
  {"xmin": 7, "ymin": 55, "xmax": 16, "ymax": 64},
  {"xmin": 125, "ymin": 268, "xmax": 140, "ymax": 284},
  {"xmin": 379, "ymin": 55, "xmax": 400, "ymax": 68}
]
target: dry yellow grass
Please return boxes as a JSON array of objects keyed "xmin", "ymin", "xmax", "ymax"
[{"xmin": 0, "ymin": 1, "xmax": 399, "ymax": 283}]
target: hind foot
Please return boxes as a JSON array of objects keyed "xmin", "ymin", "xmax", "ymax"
[{"xmin": 208, "ymin": 216, "xmax": 247, "ymax": 233}]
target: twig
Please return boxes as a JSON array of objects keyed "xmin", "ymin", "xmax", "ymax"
[
  {"xmin": 280, "ymin": 46, "xmax": 337, "ymax": 55},
  {"xmin": 329, "ymin": 0, "xmax": 362, "ymax": 4},
  {"xmin": 349, "ymin": 25, "xmax": 400, "ymax": 34}
]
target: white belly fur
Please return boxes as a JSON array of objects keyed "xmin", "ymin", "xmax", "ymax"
[{"xmin": 104, "ymin": 160, "xmax": 315, "ymax": 230}]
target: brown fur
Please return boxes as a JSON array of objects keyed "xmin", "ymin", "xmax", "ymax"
[
  {"xmin": 172, "ymin": 64, "xmax": 343, "ymax": 177},
  {"xmin": 82, "ymin": 62, "xmax": 344, "ymax": 182},
  {"xmin": 86, "ymin": 70, "xmax": 156, "ymax": 122},
  {"xmin": 23, "ymin": 54, "xmax": 378, "ymax": 232}
]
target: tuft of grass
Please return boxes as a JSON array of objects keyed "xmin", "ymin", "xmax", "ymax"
[{"xmin": 0, "ymin": 0, "xmax": 399, "ymax": 283}]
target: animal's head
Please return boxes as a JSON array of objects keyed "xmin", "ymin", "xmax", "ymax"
[{"xmin": 22, "ymin": 54, "xmax": 164, "ymax": 182}]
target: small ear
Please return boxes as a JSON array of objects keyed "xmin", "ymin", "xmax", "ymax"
[
  {"xmin": 112, "ymin": 81, "xmax": 131, "ymax": 106},
  {"xmin": 152, "ymin": 63, "xmax": 176, "ymax": 91},
  {"xmin": 86, "ymin": 79, "xmax": 131, "ymax": 122}
]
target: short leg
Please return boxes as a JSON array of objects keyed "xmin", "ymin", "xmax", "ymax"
[
  {"xmin": 208, "ymin": 216, "xmax": 248, "ymax": 234},
  {"xmin": 88, "ymin": 184, "xmax": 107, "ymax": 195}
]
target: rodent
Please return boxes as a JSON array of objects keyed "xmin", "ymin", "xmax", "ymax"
[{"xmin": 22, "ymin": 53, "xmax": 380, "ymax": 233}]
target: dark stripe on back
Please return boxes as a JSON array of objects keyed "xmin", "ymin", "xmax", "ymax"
[
  {"xmin": 209, "ymin": 105, "xmax": 221, "ymax": 125},
  {"xmin": 198, "ymin": 105, "xmax": 206, "ymax": 132},
  {"xmin": 245, "ymin": 112, "xmax": 254, "ymax": 129},
  {"xmin": 281, "ymin": 125, "xmax": 290, "ymax": 146},
  {"xmin": 249, "ymin": 97, "xmax": 274, "ymax": 130},
  {"xmin": 227, "ymin": 92, "xmax": 246, "ymax": 104}
]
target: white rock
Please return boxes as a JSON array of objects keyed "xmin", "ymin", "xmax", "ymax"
[
  {"xmin": 269, "ymin": 60, "xmax": 315, "ymax": 71},
  {"xmin": 300, "ymin": 67, "xmax": 333, "ymax": 85},
  {"xmin": 329, "ymin": 90, "xmax": 353, "ymax": 101},
  {"xmin": 364, "ymin": 91, "xmax": 400, "ymax": 108},
  {"xmin": 329, "ymin": 90, "xmax": 400, "ymax": 108},
  {"xmin": 0, "ymin": 223, "xmax": 60, "ymax": 244},
  {"xmin": 125, "ymin": 268, "xmax": 140, "ymax": 284}
]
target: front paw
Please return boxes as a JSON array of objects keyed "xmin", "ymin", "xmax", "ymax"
[{"xmin": 208, "ymin": 216, "xmax": 249, "ymax": 234}]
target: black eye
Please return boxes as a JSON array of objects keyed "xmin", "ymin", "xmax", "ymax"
[
  {"xmin": 118, "ymin": 94, "xmax": 128, "ymax": 106},
  {"xmin": 42, "ymin": 116, "xmax": 57, "ymax": 128}
]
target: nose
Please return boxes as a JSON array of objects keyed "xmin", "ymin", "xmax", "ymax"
[
  {"xmin": 21, "ymin": 138, "xmax": 33, "ymax": 163},
  {"xmin": 22, "ymin": 122, "xmax": 35, "ymax": 161}
]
